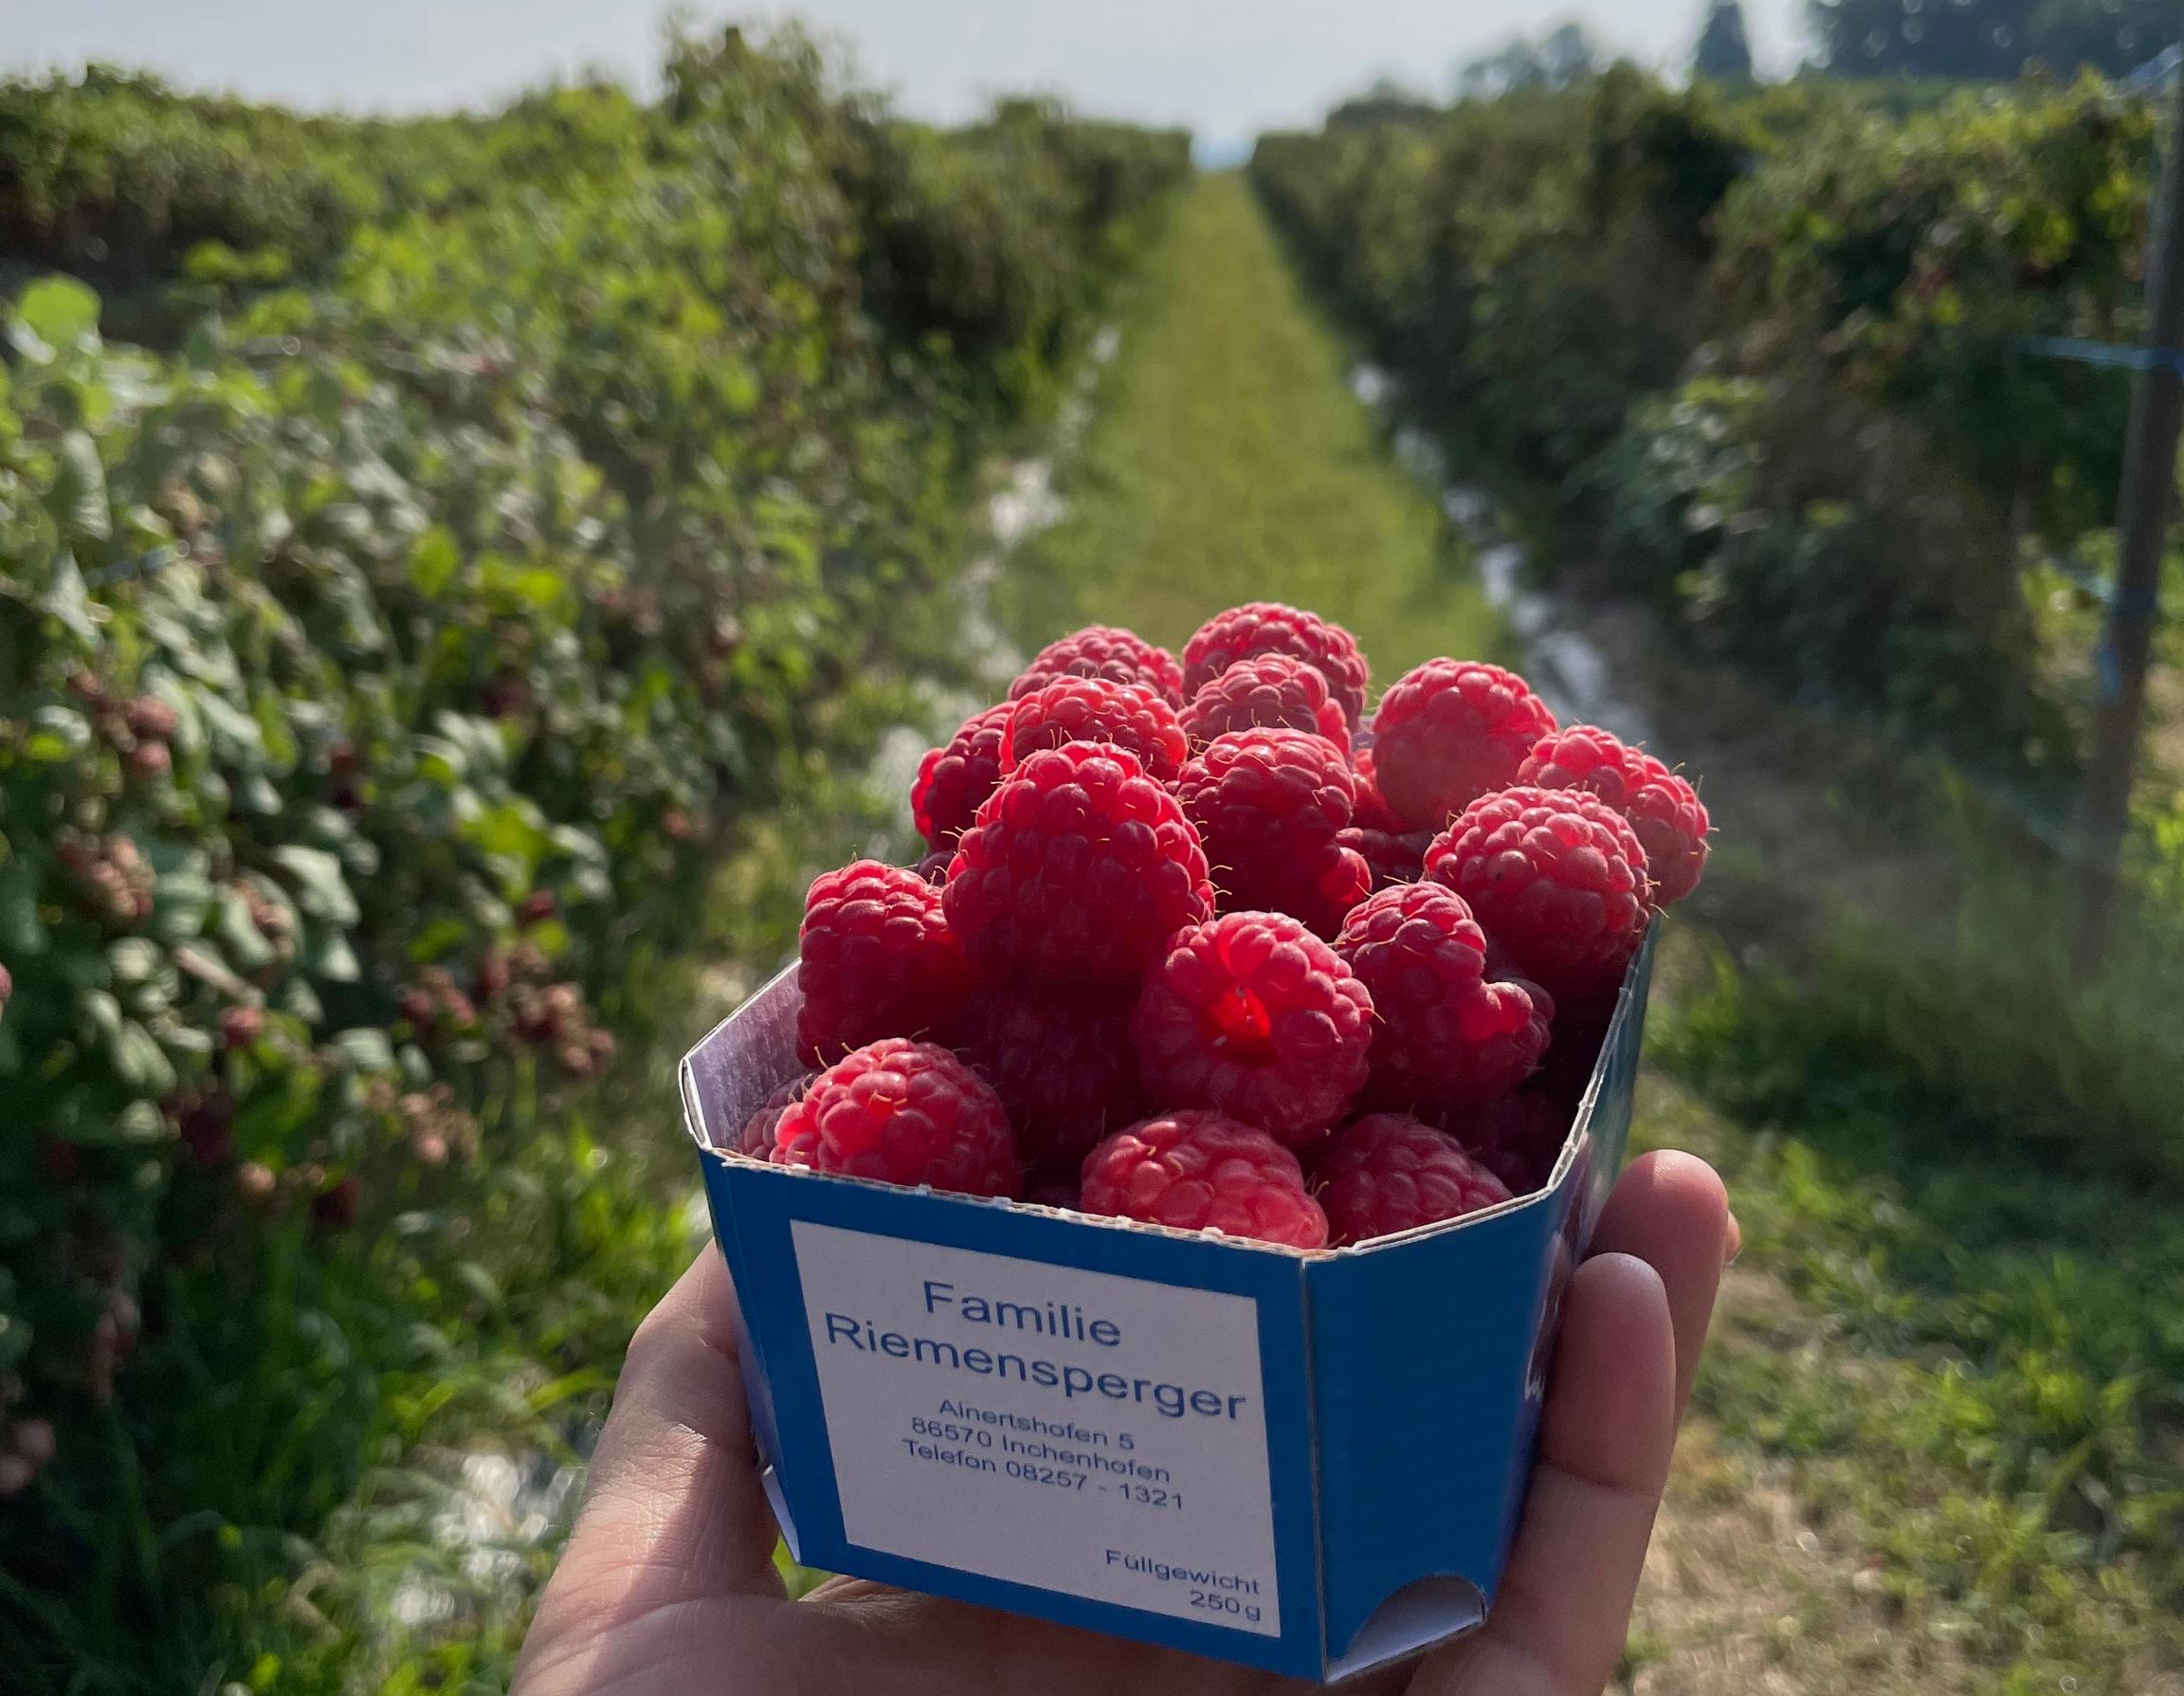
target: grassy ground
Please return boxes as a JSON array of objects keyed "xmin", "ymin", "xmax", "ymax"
[
  {"xmin": 996, "ymin": 173, "xmax": 1502, "ymax": 671},
  {"xmin": 1018, "ymin": 173, "xmax": 2184, "ymax": 1695}
]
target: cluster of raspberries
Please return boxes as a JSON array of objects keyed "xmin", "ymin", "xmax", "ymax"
[{"xmin": 744, "ymin": 607, "xmax": 1710, "ymax": 1249}]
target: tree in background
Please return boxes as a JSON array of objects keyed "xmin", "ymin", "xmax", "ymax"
[
  {"xmin": 1328, "ymin": 78, "xmax": 1442, "ymax": 129},
  {"xmin": 1695, "ymin": 0, "xmax": 1755, "ymax": 81},
  {"xmin": 1457, "ymin": 22, "xmax": 1601, "ymax": 100},
  {"xmin": 1810, "ymin": 0, "xmax": 2180, "ymax": 80}
]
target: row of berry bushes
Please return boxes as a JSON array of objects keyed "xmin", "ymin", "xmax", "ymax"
[
  {"xmin": 1250, "ymin": 72, "xmax": 2158, "ymax": 777},
  {"xmin": 0, "ymin": 26, "xmax": 1186, "ymax": 1679}
]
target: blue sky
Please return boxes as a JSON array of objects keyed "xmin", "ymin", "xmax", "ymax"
[{"xmin": 4, "ymin": 1, "xmax": 1810, "ymax": 155}]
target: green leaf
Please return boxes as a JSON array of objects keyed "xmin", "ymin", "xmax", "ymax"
[
  {"xmin": 80, "ymin": 989, "xmax": 124, "ymax": 1047},
  {"xmin": 455, "ymin": 1262, "xmax": 505, "ymax": 1310},
  {"xmin": 327, "ymin": 1028, "xmax": 394, "ymax": 1073},
  {"xmin": 465, "ymin": 798, "xmax": 551, "ymax": 869},
  {"xmin": 114, "ymin": 1019, "xmax": 177, "ymax": 1097},
  {"xmin": 39, "ymin": 551, "xmax": 99, "ymax": 644},
  {"xmin": 410, "ymin": 524, "xmax": 462, "ymax": 596},
  {"xmin": 215, "ymin": 891, "xmax": 276, "ymax": 973},
  {"xmin": 108, "ymin": 938, "xmax": 163, "ymax": 985},
  {"xmin": 24, "ymin": 704, "xmax": 92, "ymax": 762},
  {"xmin": 197, "ymin": 692, "xmax": 268, "ymax": 761},
  {"xmin": 233, "ymin": 771, "xmax": 282, "ymax": 816},
  {"xmin": 151, "ymin": 872, "xmax": 214, "ymax": 942},
  {"xmin": 270, "ymin": 846, "xmax": 359, "ymax": 927},
  {"xmin": 51, "ymin": 431, "xmax": 111, "ymax": 543},
  {"xmin": 15, "ymin": 277, "xmax": 100, "ymax": 348},
  {"xmin": 305, "ymin": 927, "xmax": 361, "ymax": 983},
  {"xmin": 275, "ymin": 977, "xmax": 324, "ymax": 1026},
  {"xmin": 404, "ymin": 917, "xmax": 470, "ymax": 961},
  {"xmin": 0, "ymin": 863, "xmax": 46, "ymax": 957}
]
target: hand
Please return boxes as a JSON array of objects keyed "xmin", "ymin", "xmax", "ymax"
[{"xmin": 514, "ymin": 1150, "xmax": 1733, "ymax": 1696}]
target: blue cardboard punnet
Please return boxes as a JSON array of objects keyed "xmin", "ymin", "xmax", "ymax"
[{"xmin": 680, "ymin": 926, "xmax": 1656, "ymax": 1683}]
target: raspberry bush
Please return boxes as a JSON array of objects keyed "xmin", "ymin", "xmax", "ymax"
[{"xmin": 0, "ymin": 28, "xmax": 1188, "ymax": 1677}]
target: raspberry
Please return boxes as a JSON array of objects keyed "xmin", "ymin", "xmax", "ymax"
[
  {"xmin": 1132, "ymin": 911, "xmax": 1374, "ymax": 1147},
  {"xmin": 125, "ymin": 696, "xmax": 179, "ymax": 741},
  {"xmin": 796, "ymin": 861, "xmax": 972, "ymax": 1066},
  {"xmin": 1351, "ymin": 746, "xmax": 1407, "ymax": 833},
  {"xmin": 1442, "ymin": 1088, "xmax": 1571, "ymax": 1196},
  {"xmin": 1370, "ymin": 660, "xmax": 1558, "ymax": 830},
  {"xmin": 1003, "ymin": 676, "xmax": 1188, "ymax": 785},
  {"xmin": 1334, "ymin": 883, "xmax": 1553, "ymax": 1112},
  {"xmin": 956, "ymin": 984, "xmax": 1146, "ymax": 1175},
  {"xmin": 1182, "ymin": 603, "xmax": 1370, "ymax": 728},
  {"xmin": 1175, "ymin": 728, "xmax": 1371, "ymax": 938},
  {"xmin": 1010, "ymin": 626, "xmax": 1184, "ymax": 705},
  {"xmin": 1518, "ymin": 725, "xmax": 1710, "ymax": 904},
  {"xmin": 1312, "ymin": 1114, "xmax": 1514, "ymax": 1247},
  {"xmin": 943, "ymin": 742, "xmax": 1212, "ymax": 983},
  {"xmin": 1081, "ymin": 1111, "xmax": 1327, "ymax": 1249},
  {"xmin": 739, "ymin": 1073, "xmax": 813, "ymax": 1160},
  {"xmin": 1180, "ymin": 654, "xmax": 1350, "ymax": 754},
  {"xmin": 914, "ymin": 703, "xmax": 1013, "ymax": 853},
  {"xmin": 1338, "ymin": 825, "xmax": 1431, "ymax": 892},
  {"xmin": 774, "ymin": 1038, "xmax": 1020, "ymax": 1197},
  {"xmin": 914, "ymin": 849, "xmax": 951, "ymax": 886},
  {"xmin": 1425, "ymin": 787, "xmax": 1650, "ymax": 1005}
]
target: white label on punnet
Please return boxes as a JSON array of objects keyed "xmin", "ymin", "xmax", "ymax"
[{"xmin": 791, "ymin": 1220, "xmax": 1283, "ymax": 1635}]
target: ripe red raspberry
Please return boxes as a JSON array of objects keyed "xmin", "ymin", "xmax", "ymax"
[
  {"xmin": 1370, "ymin": 660, "xmax": 1558, "ymax": 830},
  {"xmin": 1338, "ymin": 825, "xmax": 1431, "ymax": 892},
  {"xmin": 774, "ymin": 1038, "xmax": 1020, "ymax": 1197},
  {"xmin": 956, "ymin": 985, "xmax": 1146, "ymax": 1175},
  {"xmin": 913, "ymin": 703, "xmax": 1012, "ymax": 852},
  {"xmin": 1082, "ymin": 1111, "xmax": 1327, "ymax": 1249},
  {"xmin": 1010, "ymin": 626, "xmax": 1184, "ymax": 705},
  {"xmin": 738, "ymin": 1073, "xmax": 812, "ymax": 1160},
  {"xmin": 1180, "ymin": 654, "xmax": 1350, "ymax": 754},
  {"xmin": 125, "ymin": 696, "xmax": 179, "ymax": 742},
  {"xmin": 1175, "ymin": 728, "xmax": 1371, "ymax": 938},
  {"xmin": 1132, "ymin": 911, "xmax": 1373, "ymax": 1147},
  {"xmin": 1312, "ymin": 1114, "xmax": 1513, "ymax": 1247},
  {"xmin": 1517, "ymin": 725, "xmax": 1710, "ymax": 904},
  {"xmin": 796, "ymin": 861, "xmax": 972, "ymax": 1066},
  {"xmin": 1003, "ymin": 676, "xmax": 1188, "ymax": 785},
  {"xmin": 1183, "ymin": 603, "xmax": 1370, "ymax": 728},
  {"xmin": 1442, "ymin": 1088, "xmax": 1571, "ymax": 1196},
  {"xmin": 1425, "ymin": 787, "xmax": 1650, "ymax": 1005},
  {"xmin": 944, "ymin": 742, "xmax": 1212, "ymax": 983},
  {"xmin": 1351, "ymin": 746, "xmax": 1407, "ymax": 833},
  {"xmin": 914, "ymin": 849, "xmax": 951, "ymax": 886},
  {"xmin": 1334, "ymin": 883, "xmax": 1553, "ymax": 1112}
]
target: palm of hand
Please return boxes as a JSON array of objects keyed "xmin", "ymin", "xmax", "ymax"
[{"xmin": 514, "ymin": 1151, "xmax": 1730, "ymax": 1696}]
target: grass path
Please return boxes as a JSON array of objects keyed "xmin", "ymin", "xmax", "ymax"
[
  {"xmin": 1006, "ymin": 174, "xmax": 2184, "ymax": 1696},
  {"xmin": 998, "ymin": 173, "xmax": 1502, "ymax": 671}
]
